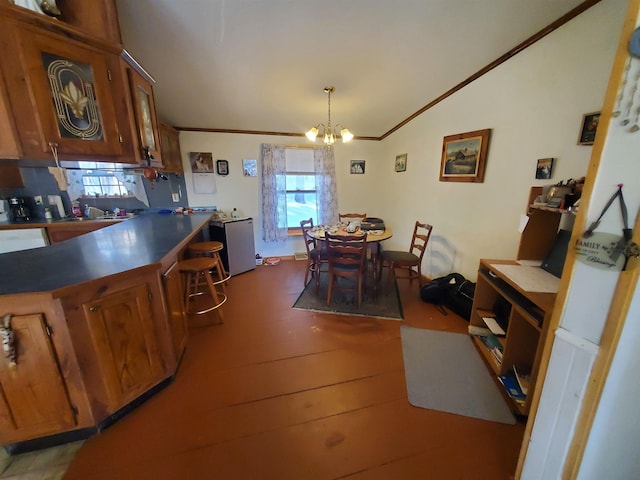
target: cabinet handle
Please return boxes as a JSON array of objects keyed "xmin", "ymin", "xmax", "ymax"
[{"xmin": 89, "ymin": 306, "xmax": 98, "ymax": 312}]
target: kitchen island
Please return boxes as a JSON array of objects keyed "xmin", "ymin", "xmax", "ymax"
[{"xmin": 0, "ymin": 213, "xmax": 212, "ymax": 452}]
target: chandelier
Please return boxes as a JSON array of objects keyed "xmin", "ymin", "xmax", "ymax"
[{"xmin": 305, "ymin": 86, "xmax": 353, "ymax": 145}]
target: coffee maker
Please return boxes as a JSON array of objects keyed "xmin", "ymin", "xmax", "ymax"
[{"xmin": 9, "ymin": 197, "xmax": 31, "ymax": 222}]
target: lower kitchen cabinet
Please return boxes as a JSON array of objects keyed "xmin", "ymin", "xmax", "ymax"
[
  {"xmin": 60, "ymin": 271, "xmax": 173, "ymax": 420},
  {"xmin": 81, "ymin": 284, "xmax": 165, "ymax": 412},
  {"xmin": 0, "ymin": 314, "xmax": 76, "ymax": 445},
  {"xmin": 162, "ymin": 262, "xmax": 188, "ymax": 362},
  {"xmin": 46, "ymin": 221, "xmax": 117, "ymax": 244}
]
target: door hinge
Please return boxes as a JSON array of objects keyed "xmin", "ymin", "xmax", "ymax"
[
  {"xmin": 107, "ymin": 69, "xmax": 112, "ymax": 82},
  {"xmin": 71, "ymin": 404, "xmax": 79, "ymax": 421},
  {"xmin": 148, "ymin": 292, "xmax": 152, "ymax": 301},
  {"xmin": 118, "ymin": 133, "xmax": 124, "ymax": 143},
  {"xmin": 45, "ymin": 324, "xmax": 53, "ymax": 336}
]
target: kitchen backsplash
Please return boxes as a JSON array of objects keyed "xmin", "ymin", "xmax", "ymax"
[{"xmin": 0, "ymin": 166, "xmax": 188, "ymax": 220}]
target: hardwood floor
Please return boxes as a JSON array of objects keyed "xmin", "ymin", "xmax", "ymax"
[{"xmin": 63, "ymin": 259, "xmax": 525, "ymax": 479}]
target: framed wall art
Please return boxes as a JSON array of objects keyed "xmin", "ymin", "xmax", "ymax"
[
  {"xmin": 578, "ymin": 112, "xmax": 600, "ymax": 145},
  {"xmin": 189, "ymin": 152, "xmax": 213, "ymax": 172},
  {"xmin": 395, "ymin": 153, "xmax": 407, "ymax": 172},
  {"xmin": 535, "ymin": 158, "xmax": 554, "ymax": 179},
  {"xmin": 350, "ymin": 160, "xmax": 365, "ymax": 174},
  {"xmin": 242, "ymin": 159, "xmax": 257, "ymax": 177},
  {"xmin": 440, "ymin": 128, "xmax": 491, "ymax": 183},
  {"xmin": 216, "ymin": 159, "xmax": 229, "ymax": 176}
]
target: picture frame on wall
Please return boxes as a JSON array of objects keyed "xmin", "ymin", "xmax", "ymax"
[
  {"xmin": 350, "ymin": 160, "xmax": 365, "ymax": 174},
  {"xmin": 395, "ymin": 154, "xmax": 407, "ymax": 172},
  {"xmin": 578, "ymin": 111, "xmax": 600, "ymax": 145},
  {"xmin": 189, "ymin": 152, "xmax": 214, "ymax": 172},
  {"xmin": 216, "ymin": 159, "xmax": 229, "ymax": 176},
  {"xmin": 439, "ymin": 128, "xmax": 491, "ymax": 183},
  {"xmin": 242, "ymin": 159, "xmax": 257, "ymax": 177},
  {"xmin": 535, "ymin": 158, "xmax": 554, "ymax": 179}
]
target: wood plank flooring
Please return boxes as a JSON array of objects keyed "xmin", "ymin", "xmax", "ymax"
[{"xmin": 63, "ymin": 259, "xmax": 525, "ymax": 479}]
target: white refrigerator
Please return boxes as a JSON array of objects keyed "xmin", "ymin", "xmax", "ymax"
[{"xmin": 209, "ymin": 218, "xmax": 256, "ymax": 276}]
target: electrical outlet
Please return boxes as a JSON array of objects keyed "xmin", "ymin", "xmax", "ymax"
[
  {"xmin": 172, "ymin": 193, "xmax": 180, "ymax": 202},
  {"xmin": 34, "ymin": 195, "xmax": 43, "ymax": 205}
]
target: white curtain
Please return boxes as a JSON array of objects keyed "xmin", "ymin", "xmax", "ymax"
[
  {"xmin": 261, "ymin": 144, "xmax": 288, "ymax": 242},
  {"xmin": 313, "ymin": 146, "xmax": 338, "ymax": 225},
  {"xmin": 261, "ymin": 144, "xmax": 338, "ymax": 242}
]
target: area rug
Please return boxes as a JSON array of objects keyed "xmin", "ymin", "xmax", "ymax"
[
  {"xmin": 400, "ymin": 326, "xmax": 515, "ymax": 424},
  {"xmin": 293, "ymin": 268, "xmax": 403, "ymax": 320}
]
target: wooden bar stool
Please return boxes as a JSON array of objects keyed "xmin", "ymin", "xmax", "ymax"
[
  {"xmin": 178, "ymin": 257, "xmax": 227, "ymax": 323},
  {"xmin": 188, "ymin": 241, "xmax": 231, "ymax": 293}
]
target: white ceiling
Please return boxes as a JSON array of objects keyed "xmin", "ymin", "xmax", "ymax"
[{"xmin": 115, "ymin": 0, "xmax": 590, "ymax": 139}]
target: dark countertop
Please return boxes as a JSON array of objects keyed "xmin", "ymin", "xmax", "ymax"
[{"xmin": 0, "ymin": 213, "xmax": 212, "ymax": 295}]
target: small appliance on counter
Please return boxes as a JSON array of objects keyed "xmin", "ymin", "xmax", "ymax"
[{"xmin": 9, "ymin": 197, "xmax": 31, "ymax": 222}]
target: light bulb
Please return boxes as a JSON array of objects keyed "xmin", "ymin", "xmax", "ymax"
[
  {"xmin": 340, "ymin": 128, "xmax": 353, "ymax": 142},
  {"xmin": 306, "ymin": 127, "xmax": 319, "ymax": 141}
]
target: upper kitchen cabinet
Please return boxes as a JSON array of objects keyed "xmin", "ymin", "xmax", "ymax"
[
  {"xmin": 0, "ymin": 7, "xmax": 135, "ymax": 163},
  {"xmin": 159, "ymin": 123, "xmax": 183, "ymax": 174},
  {"xmin": 121, "ymin": 51, "xmax": 163, "ymax": 169},
  {"xmin": 1, "ymin": 0, "xmax": 122, "ymax": 44},
  {"xmin": 0, "ymin": 69, "xmax": 21, "ymax": 159},
  {"xmin": 0, "ymin": 21, "xmax": 131, "ymax": 161},
  {"xmin": 56, "ymin": 0, "xmax": 122, "ymax": 45}
]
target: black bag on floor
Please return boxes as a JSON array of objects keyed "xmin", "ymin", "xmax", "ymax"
[{"xmin": 420, "ymin": 273, "xmax": 475, "ymax": 320}]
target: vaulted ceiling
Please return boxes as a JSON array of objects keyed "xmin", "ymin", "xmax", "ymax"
[{"xmin": 115, "ymin": 0, "xmax": 594, "ymax": 140}]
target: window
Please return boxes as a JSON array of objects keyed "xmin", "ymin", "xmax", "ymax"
[
  {"xmin": 285, "ymin": 148, "xmax": 316, "ymax": 229},
  {"xmin": 82, "ymin": 173, "xmax": 128, "ymax": 197}
]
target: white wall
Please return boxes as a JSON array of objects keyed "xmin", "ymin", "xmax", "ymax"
[
  {"xmin": 178, "ymin": 131, "xmax": 382, "ymax": 259},
  {"xmin": 179, "ymin": 0, "xmax": 623, "ymax": 280}
]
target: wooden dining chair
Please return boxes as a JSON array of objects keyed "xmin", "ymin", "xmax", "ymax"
[
  {"xmin": 325, "ymin": 232, "xmax": 368, "ymax": 307},
  {"xmin": 338, "ymin": 212, "xmax": 367, "ymax": 224},
  {"xmin": 379, "ymin": 221, "xmax": 432, "ymax": 287},
  {"xmin": 300, "ymin": 218, "xmax": 326, "ymax": 289}
]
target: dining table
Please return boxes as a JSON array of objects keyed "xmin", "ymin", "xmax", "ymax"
[{"xmin": 307, "ymin": 224, "xmax": 393, "ymax": 282}]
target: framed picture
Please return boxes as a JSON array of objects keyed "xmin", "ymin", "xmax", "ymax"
[
  {"xmin": 189, "ymin": 152, "xmax": 213, "ymax": 172},
  {"xmin": 242, "ymin": 159, "xmax": 257, "ymax": 177},
  {"xmin": 578, "ymin": 112, "xmax": 600, "ymax": 145},
  {"xmin": 535, "ymin": 158, "xmax": 554, "ymax": 179},
  {"xmin": 395, "ymin": 153, "xmax": 407, "ymax": 172},
  {"xmin": 350, "ymin": 160, "xmax": 365, "ymax": 174},
  {"xmin": 440, "ymin": 128, "xmax": 491, "ymax": 183},
  {"xmin": 216, "ymin": 159, "xmax": 229, "ymax": 176}
]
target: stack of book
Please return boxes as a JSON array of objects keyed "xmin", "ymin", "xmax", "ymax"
[
  {"xmin": 477, "ymin": 332, "xmax": 503, "ymax": 365},
  {"xmin": 498, "ymin": 366, "xmax": 531, "ymax": 407}
]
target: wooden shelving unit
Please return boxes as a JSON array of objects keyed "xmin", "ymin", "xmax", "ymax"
[{"xmin": 469, "ymin": 186, "xmax": 570, "ymax": 415}]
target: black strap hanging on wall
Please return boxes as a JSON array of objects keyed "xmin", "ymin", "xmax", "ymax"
[{"xmin": 581, "ymin": 184, "xmax": 639, "ymax": 271}]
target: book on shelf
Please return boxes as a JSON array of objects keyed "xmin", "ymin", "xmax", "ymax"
[
  {"xmin": 490, "ymin": 347, "xmax": 503, "ymax": 365},
  {"xmin": 478, "ymin": 332, "xmax": 502, "ymax": 352},
  {"xmin": 468, "ymin": 325, "xmax": 492, "ymax": 336},
  {"xmin": 513, "ymin": 365, "xmax": 531, "ymax": 396},
  {"xmin": 498, "ymin": 372, "xmax": 525, "ymax": 400},
  {"xmin": 482, "ymin": 316, "xmax": 506, "ymax": 336}
]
